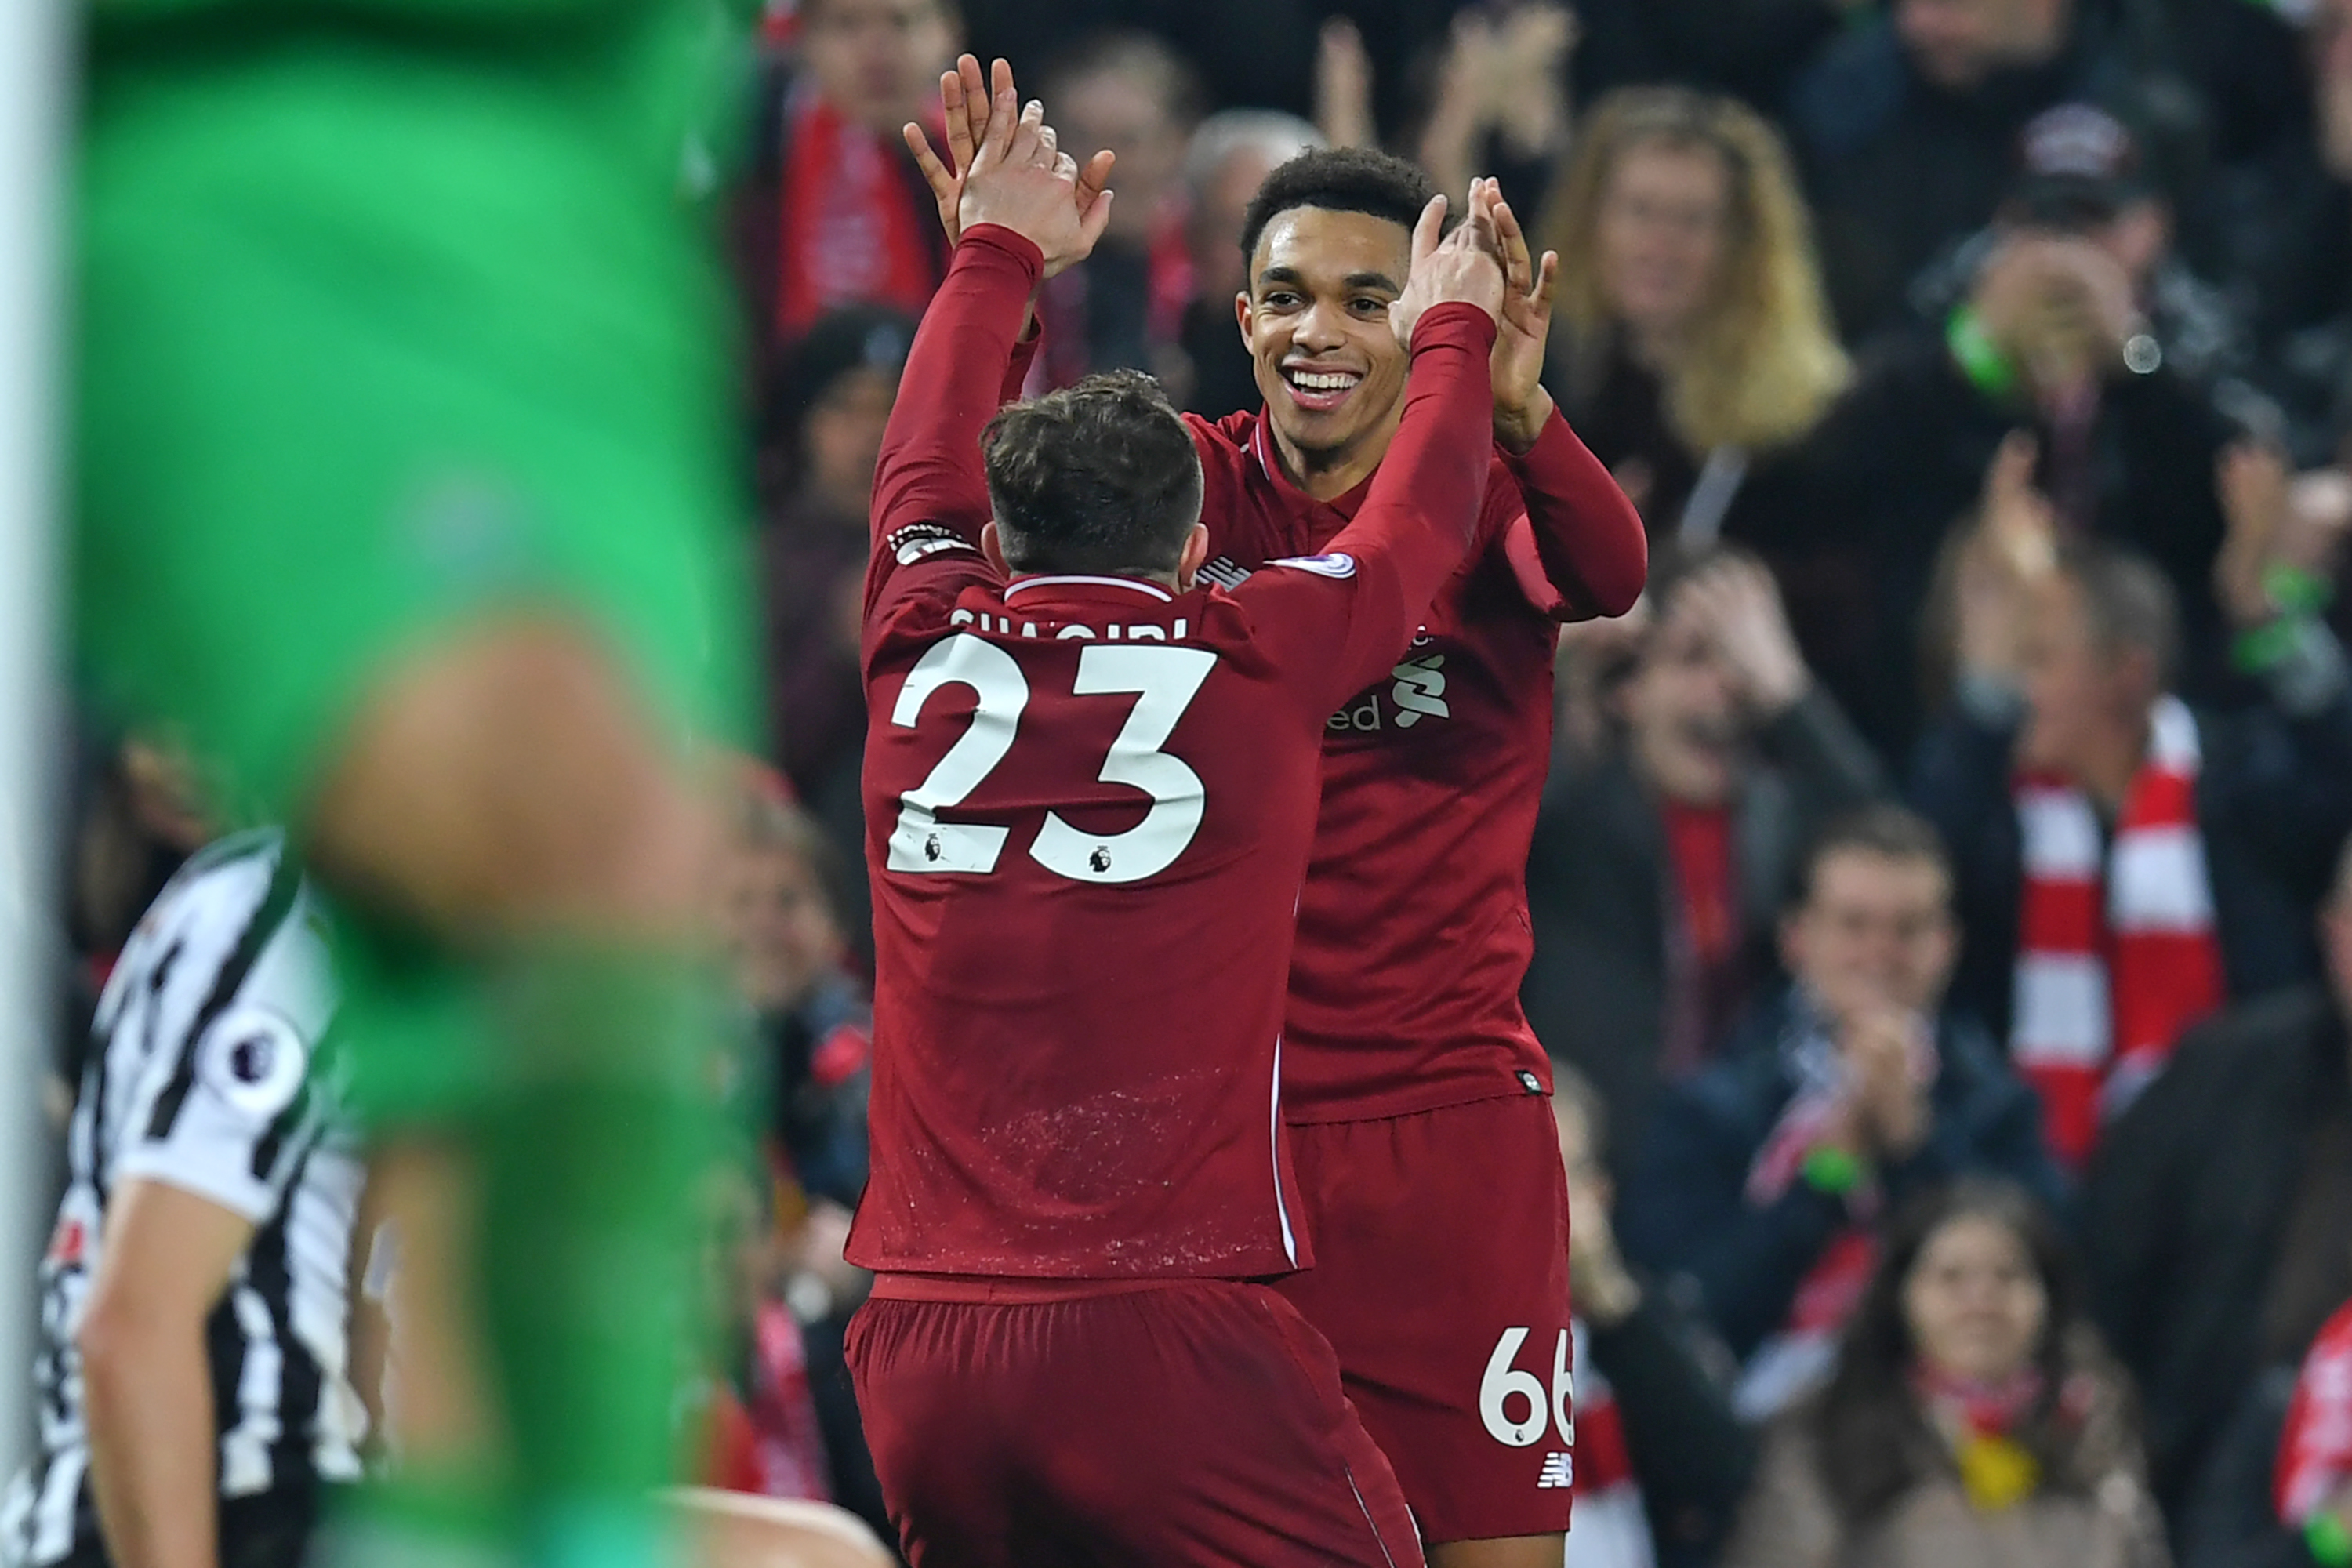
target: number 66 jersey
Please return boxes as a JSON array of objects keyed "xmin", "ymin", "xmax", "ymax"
[{"xmin": 844, "ymin": 225, "xmax": 1499, "ymax": 1284}]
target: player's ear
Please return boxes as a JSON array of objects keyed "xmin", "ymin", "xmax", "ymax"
[
  {"xmin": 1178, "ymin": 523, "xmax": 1210, "ymax": 590},
  {"xmin": 981, "ymin": 521, "xmax": 1011, "ymax": 577},
  {"xmin": 1233, "ymin": 290, "xmax": 1253, "ymax": 349}
]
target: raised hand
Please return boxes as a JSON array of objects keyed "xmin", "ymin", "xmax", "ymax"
[
  {"xmin": 1679, "ymin": 554, "xmax": 1809, "ymax": 717},
  {"xmin": 1953, "ymin": 431, "xmax": 2056, "ymax": 683},
  {"xmin": 955, "ymin": 72, "xmax": 1115, "ymax": 277},
  {"xmin": 1390, "ymin": 191, "xmax": 1507, "ymax": 347},
  {"xmin": 902, "ymin": 56, "xmax": 1115, "ymax": 279},
  {"xmin": 2215, "ymin": 439, "xmax": 2292, "ymax": 629},
  {"xmin": 1477, "ymin": 178, "xmax": 1560, "ymax": 452}
]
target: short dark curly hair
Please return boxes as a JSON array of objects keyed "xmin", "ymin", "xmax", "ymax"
[
  {"xmin": 1238, "ymin": 146, "xmax": 1438, "ymax": 267},
  {"xmin": 981, "ymin": 370, "xmax": 1203, "ymax": 576}
]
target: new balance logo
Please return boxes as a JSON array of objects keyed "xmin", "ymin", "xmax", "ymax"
[
  {"xmin": 1536, "ymin": 1453, "xmax": 1573, "ymax": 1490},
  {"xmin": 1198, "ymin": 556, "xmax": 1252, "ymax": 590},
  {"xmin": 1391, "ymin": 655, "xmax": 1449, "ymax": 727}
]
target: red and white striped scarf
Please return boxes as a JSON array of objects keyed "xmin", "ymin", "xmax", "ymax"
[
  {"xmin": 2278, "ymin": 1301, "xmax": 2352, "ymax": 1526},
  {"xmin": 1566, "ymin": 1317, "xmax": 1655, "ymax": 1568},
  {"xmin": 2009, "ymin": 695, "xmax": 2223, "ymax": 1168}
]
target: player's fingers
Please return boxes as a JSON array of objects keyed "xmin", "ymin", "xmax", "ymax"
[
  {"xmin": 903, "ymin": 122, "xmax": 956, "ymax": 201},
  {"xmin": 1078, "ymin": 187, "xmax": 1116, "ymax": 252},
  {"xmin": 1076, "ymin": 148, "xmax": 1117, "ymax": 211},
  {"xmin": 1465, "ymin": 185, "xmax": 1503, "ymax": 260},
  {"xmin": 1533, "ymin": 250, "xmax": 1560, "ymax": 313},
  {"xmin": 1011, "ymin": 100, "xmax": 1048, "ymax": 166},
  {"xmin": 1411, "ymin": 193, "xmax": 1447, "ymax": 267},
  {"xmin": 954, "ymin": 55, "xmax": 989, "ymax": 165},
  {"xmin": 1494, "ymin": 194, "xmax": 1534, "ymax": 295},
  {"xmin": 942, "ymin": 64, "xmax": 978, "ymax": 172},
  {"xmin": 977, "ymin": 59, "xmax": 1018, "ymax": 162}
]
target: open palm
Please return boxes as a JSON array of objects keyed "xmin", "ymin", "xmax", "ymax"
[
  {"xmin": 1475, "ymin": 179, "xmax": 1559, "ymax": 452},
  {"xmin": 902, "ymin": 55, "xmax": 1114, "ymax": 279}
]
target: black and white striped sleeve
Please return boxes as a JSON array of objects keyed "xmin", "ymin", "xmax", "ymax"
[{"xmin": 113, "ymin": 851, "xmax": 332, "ymax": 1224}]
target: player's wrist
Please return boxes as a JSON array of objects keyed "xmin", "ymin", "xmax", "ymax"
[
  {"xmin": 958, "ymin": 223, "xmax": 1047, "ymax": 281},
  {"xmin": 1410, "ymin": 301, "xmax": 1502, "ymax": 356},
  {"xmin": 1494, "ymin": 387, "xmax": 1555, "ymax": 456}
]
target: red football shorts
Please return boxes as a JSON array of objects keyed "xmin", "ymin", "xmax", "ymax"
[
  {"xmin": 845, "ymin": 1277, "xmax": 1425, "ymax": 1566},
  {"xmin": 1274, "ymin": 1091, "xmax": 1577, "ymax": 1544}
]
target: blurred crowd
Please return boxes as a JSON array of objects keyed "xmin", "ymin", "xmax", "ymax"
[{"xmin": 53, "ymin": 0, "xmax": 2352, "ymax": 1563}]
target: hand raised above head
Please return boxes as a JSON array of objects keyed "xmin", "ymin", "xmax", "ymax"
[
  {"xmin": 904, "ymin": 56, "xmax": 1116, "ymax": 278},
  {"xmin": 951, "ymin": 66, "xmax": 1116, "ymax": 276},
  {"xmin": 1389, "ymin": 192, "xmax": 1507, "ymax": 347}
]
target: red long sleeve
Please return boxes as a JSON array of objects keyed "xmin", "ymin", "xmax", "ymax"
[
  {"xmin": 1505, "ymin": 404, "xmax": 1648, "ymax": 619},
  {"xmin": 1300, "ymin": 301, "xmax": 1502, "ymax": 708},
  {"xmin": 866, "ymin": 223, "xmax": 1043, "ymax": 591}
]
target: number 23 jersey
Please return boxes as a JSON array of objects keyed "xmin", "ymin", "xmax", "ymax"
[{"xmin": 843, "ymin": 236, "xmax": 1497, "ymax": 1283}]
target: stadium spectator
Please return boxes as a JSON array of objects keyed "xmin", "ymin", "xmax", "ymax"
[
  {"xmin": 711, "ymin": 777, "xmax": 887, "ymax": 1537},
  {"xmin": 1533, "ymin": 86, "xmax": 1849, "ymax": 546},
  {"xmin": 760, "ymin": 305, "xmax": 916, "ymax": 861},
  {"xmin": 1907, "ymin": 103, "xmax": 2253, "ymax": 391},
  {"xmin": 1411, "ymin": 3, "xmax": 1578, "ymax": 212},
  {"xmin": 2083, "ymin": 832, "xmax": 2352, "ymax": 1530},
  {"xmin": 744, "ymin": 0, "xmax": 956, "ymax": 359},
  {"xmin": 2202, "ymin": 0, "xmax": 2352, "ymax": 468},
  {"xmin": 1790, "ymin": 205, "xmax": 2251, "ymax": 764},
  {"xmin": 1788, "ymin": 0, "xmax": 2190, "ymax": 343},
  {"xmin": 1030, "ymin": 34, "xmax": 1205, "ymax": 393},
  {"xmin": 1552, "ymin": 1066, "xmax": 1756, "ymax": 1568},
  {"xmin": 691, "ymin": 1163, "xmax": 834, "ymax": 1506},
  {"xmin": 1913, "ymin": 499, "xmax": 2352, "ymax": 1166},
  {"xmin": 1525, "ymin": 545, "xmax": 1887, "ymax": 1176},
  {"xmin": 1615, "ymin": 807, "xmax": 2067, "ymax": 1418},
  {"xmin": 1177, "ymin": 109, "xmax": 1328, "ymax": 418},
  {"xmin": 3, "ymin": 833, "xmax": 365, "ymax": 1568},
  {"xmin": 2265, "ymin": 1291, "xmax": 2352, "ymax": 1568},
  {"xmin": 1566, "ymin": 0, "xmax": 1874, "ymax": 117},
  {"xmin": 954, "ymin": 0, "xmax": 1457, "ymax": 140},
  {"xmin": 1719, "ymin": 1179, "xmax": 2169, "ymax": 1568}
]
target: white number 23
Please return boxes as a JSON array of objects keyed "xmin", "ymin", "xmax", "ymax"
[{"xmin": 885, "ymin": 635, "xmax": 1215, "ymax": 887}]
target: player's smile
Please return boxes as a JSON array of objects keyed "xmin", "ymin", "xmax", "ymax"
[
  {"xmin": 1237, "ymin": 207, "xmax": 1415, "ymax": 489},
  {"xmin": 1277, "ymin": 358, "xmax": 1367, "ymax": 415}
]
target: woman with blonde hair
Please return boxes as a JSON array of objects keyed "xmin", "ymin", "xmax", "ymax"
[{"xmin": 1538, "ymin": 86, "xmax": 1848, "ymax": 543}]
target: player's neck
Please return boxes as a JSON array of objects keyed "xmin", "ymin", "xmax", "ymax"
[
  {"xmin": 1270, "ymin": 414, "xmax": 1402, "ymax": 504},
  {"xmin": 1005, "ymin": 568, "xmax": 1187, "ymax": 594}
]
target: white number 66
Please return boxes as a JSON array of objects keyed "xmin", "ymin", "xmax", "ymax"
[{"xmin": 1478, "ymin": 1327, "xmax": 1573, "ymax": 1448}]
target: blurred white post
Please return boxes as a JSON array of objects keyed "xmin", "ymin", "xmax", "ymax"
[{"xmin": 0, "ymin": 0, "xmax": 64, "ymax": 1472}]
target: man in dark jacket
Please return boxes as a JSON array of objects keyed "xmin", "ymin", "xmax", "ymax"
[
  {"xmin": 1617, "ymin": 805, "xmax": 2068, "ymax": 1418},
  {"xmin": 1552, "ymin": 1066, "xmax": 1755, "ymax": 1568},
  {"xmin": 1787, "ymin": 0, "xmax": 2190, "ymax": 343},
  {"xmin": 1913, "ymin": 532, "xmax": 2352, "ymax": 1160},
  {"xmin": 1762, "ymin": 223, "xmax": 2248, "ymax": 764},
  {"xmin": 1525, "ymin": 543, "xmax": 1888, "ymax": 1180},
  {"xmin": 2085, "ymin": 833, "xmax": 2352, "ymax": 1530}
]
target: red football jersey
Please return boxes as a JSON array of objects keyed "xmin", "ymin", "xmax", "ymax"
[
  {"xmin": 844, "ymin": 226, "xmax": 1501, "ymax": 1279},
  {"xmin": 1188, "ymin": 393, "xmax": 1646, "ymax": 1122}
]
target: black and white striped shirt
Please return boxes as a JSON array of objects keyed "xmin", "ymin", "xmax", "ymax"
[{"xmin": 2, "ymin": 832, "xmax": 367, "ymax": 1567}]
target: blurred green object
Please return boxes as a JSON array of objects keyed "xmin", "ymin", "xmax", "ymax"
[{"xmin": 73, "ymin": 4, "xmax": 761, "ymax": 1564}]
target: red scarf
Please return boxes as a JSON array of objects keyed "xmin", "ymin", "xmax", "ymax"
[
  {"xmin": 1658, "ymin": 799, "xmax": 1742, "ymax": 1080},
  {"xmin": 2278, "ymin": 1301, "xmax": 2352, "ymax": 1526},
  {"xmin": 1565, "ymin": 1316, "xmax": 1656, "ymax": 1568},
  {"xmin": 1911, "ymin": 1363, "xmax": 2048, "ymax": 1439},
  {"xmin": 776, "ymin": 90, "xmax": 942, "ymax": 338},
  {"xmin": 2010, "ymin": 695, "xmax": 2223, "ymax": 1167}
]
